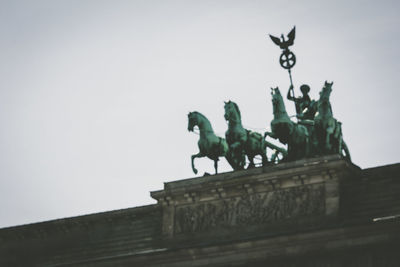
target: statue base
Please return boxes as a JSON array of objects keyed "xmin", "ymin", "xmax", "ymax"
[{"xmin": 151, "ymin": 155, "xmax": 360, "ymax": 242}]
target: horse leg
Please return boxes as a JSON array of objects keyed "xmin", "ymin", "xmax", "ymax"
[
  {"xmin": 226, "ymin": 150, "xmax": 238, "ymax": 170},
  {"xmin": 260, "ymin": 139, "xmax": 268, "ymax": 166},
  {"xmin": 191, "ymin": 152, "xmax": 204, "ymax": 174},
  {"xmin": 335, "ymin": 122, "xmax": 343, "ymax": 154},
  {"xmin": 261, "ymin": 153, "xmax": 268, "ymax": 166},
  {"xmin": 325, "ymin": 132, "xmax": 331, "ymax": 152},
  {"xmin": 247, "ymin": 155, "xmax": 255, "ymax": 169},
  {"xmin": 325, "ymin": 122, "xmax": 335, "ymax": 152},
  {"xmin": 225, "ymin": 151, "xmax": 235, "ymax": 170},
  {"xmin": 230, "ymin": 142, "xmax": 245, "ymax": 170},
  {"xmin": 270, "ymin": 151, "xmax": 278, "ymax": 163},
  {"xmin": 214, "ymin": 159, "xmax": 219, "ymax": 174}
]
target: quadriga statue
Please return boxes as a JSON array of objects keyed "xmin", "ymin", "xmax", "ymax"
[{"xmin": 265, "ymin": 83, "xmax": 351, "ymax": 162}]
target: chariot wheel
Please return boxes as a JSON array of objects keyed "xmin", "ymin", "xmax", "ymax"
[{"xmin": 279, "ymin": 51, "xmax": 296, "ymax": 70}]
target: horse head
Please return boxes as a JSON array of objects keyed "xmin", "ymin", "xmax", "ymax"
[
  {"xmin": 270, "ymin": 87, "xmax": 287, "ymax": 117},
  {"xmin": 319, "ymin": 81, "xmax": 333, "ymax": 102},
  {"xmin": 270, "ymin": 87, "xmax": 293, "ymax": 144},
  {"xmin": 224, "ymin": 101, "xmax": 241, "ymax": 123},
  {"xmin": 188, "ymin": 111, "xmax": 213, "ymax": 134},
  {"xmin": 317, "ymin": 81, "xmax": 334, "ymax": 116},
  {"xmin": 187, "ymin": 112, "xmax": 198, "ymax": 132}
]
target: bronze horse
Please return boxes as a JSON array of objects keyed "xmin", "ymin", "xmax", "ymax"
[
  {"xmin": 266, "ymin": 87, "xmax": 310, "ymax": 161},
  {"xmin": 188, "ymin": 111, "xmax": 230, "ymax": 175},
  {"xmin": 314, "ymin": 82, "xmax": 351, "ymax": 160},
  {"xmin": 224, "ymin": 101, "xmax": 286, "ymax": 168}
]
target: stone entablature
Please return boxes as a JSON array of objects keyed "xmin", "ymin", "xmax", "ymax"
[{"xmin": 151, "ymin": 155, "xmax": 360, "ymax": 239}]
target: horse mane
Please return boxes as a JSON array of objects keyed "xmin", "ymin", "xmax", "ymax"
[
  {"xmin": 271, "ymin": 87, "xmax": 290, "ymax": 119},
  {"xmin": 192, "ymin": 111, "xmax": 204, "ymax": 119},
  {"xmin": 319, "ymin": 81, "xmax": 333, "ymax": 101},
  {"xmin": 191, "ymin": 111, "xmax": 211, "ymax": 125},
  {"xmin": 229, "ymin": 101, "xmax": 241, "ymax": 120}
]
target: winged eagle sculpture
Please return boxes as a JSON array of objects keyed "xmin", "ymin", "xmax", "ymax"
[{"xmin": 269, "ymin": 26, "xmax": 296, "ymax": 50}]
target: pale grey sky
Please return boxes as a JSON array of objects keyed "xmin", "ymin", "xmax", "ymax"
[{"xmin": 0, "ymin": 0, "xmax": 399, "ymax": 228}]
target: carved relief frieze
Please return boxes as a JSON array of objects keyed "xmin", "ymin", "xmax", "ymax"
[{"xmin": 174, "ymin": 183, "xmax": 325, "ymax": 234}]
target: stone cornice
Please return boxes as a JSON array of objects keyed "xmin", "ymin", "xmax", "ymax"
[
  {"xmin": 0, "ymin": 204, "xmax": 160, "ymax": 241},
  {"xmin": 151, "ymin": 155, "xmax": 360, "ymax": 207}
]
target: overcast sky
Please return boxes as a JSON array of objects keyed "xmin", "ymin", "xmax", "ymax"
[{"xmin": 0, "ymin": 0, "xmax": 399, "ymax": 228}]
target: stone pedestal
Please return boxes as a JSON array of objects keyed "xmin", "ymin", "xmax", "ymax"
[{"xmin": 151, "ymin": 155, "xmax": 360, "ymax": 243}]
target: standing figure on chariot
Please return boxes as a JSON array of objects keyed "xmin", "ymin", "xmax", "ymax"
[{"xmin": 287, "ymin": 84, "xmax": 317, "ymax": 120}]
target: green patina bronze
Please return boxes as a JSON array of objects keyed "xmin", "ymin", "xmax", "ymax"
[
  {"xmin": 187, "ymin": 83, "xmax": 350, "ymax": 173},
  {"xmin": 223, "ymin": 101, "xmax": 247, "ymax": 170},
  {"xmin": 314, "ymin": 81, "xmax": 351, "ymax": 160},
  {"xmin": 287, "ymin": 84, "xmax": 318, "ymax": 120},
  {"xmin": 224, "ymin": 101, "xmax": 287, "ymax": 168},
  {"xmin": 188, "ymin": 111, "xmax": 234, "ymax": 175},
  {"xmin": 266, "ymin": 82, "xmax": 350, "ymax": 162},
  {"xmin": 186, "ymin": 27, "xmax": 351, "ymax": 174},
  {"xmin": 266, "ymin": 87, "xmax": 311, "ymax": 161}
]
